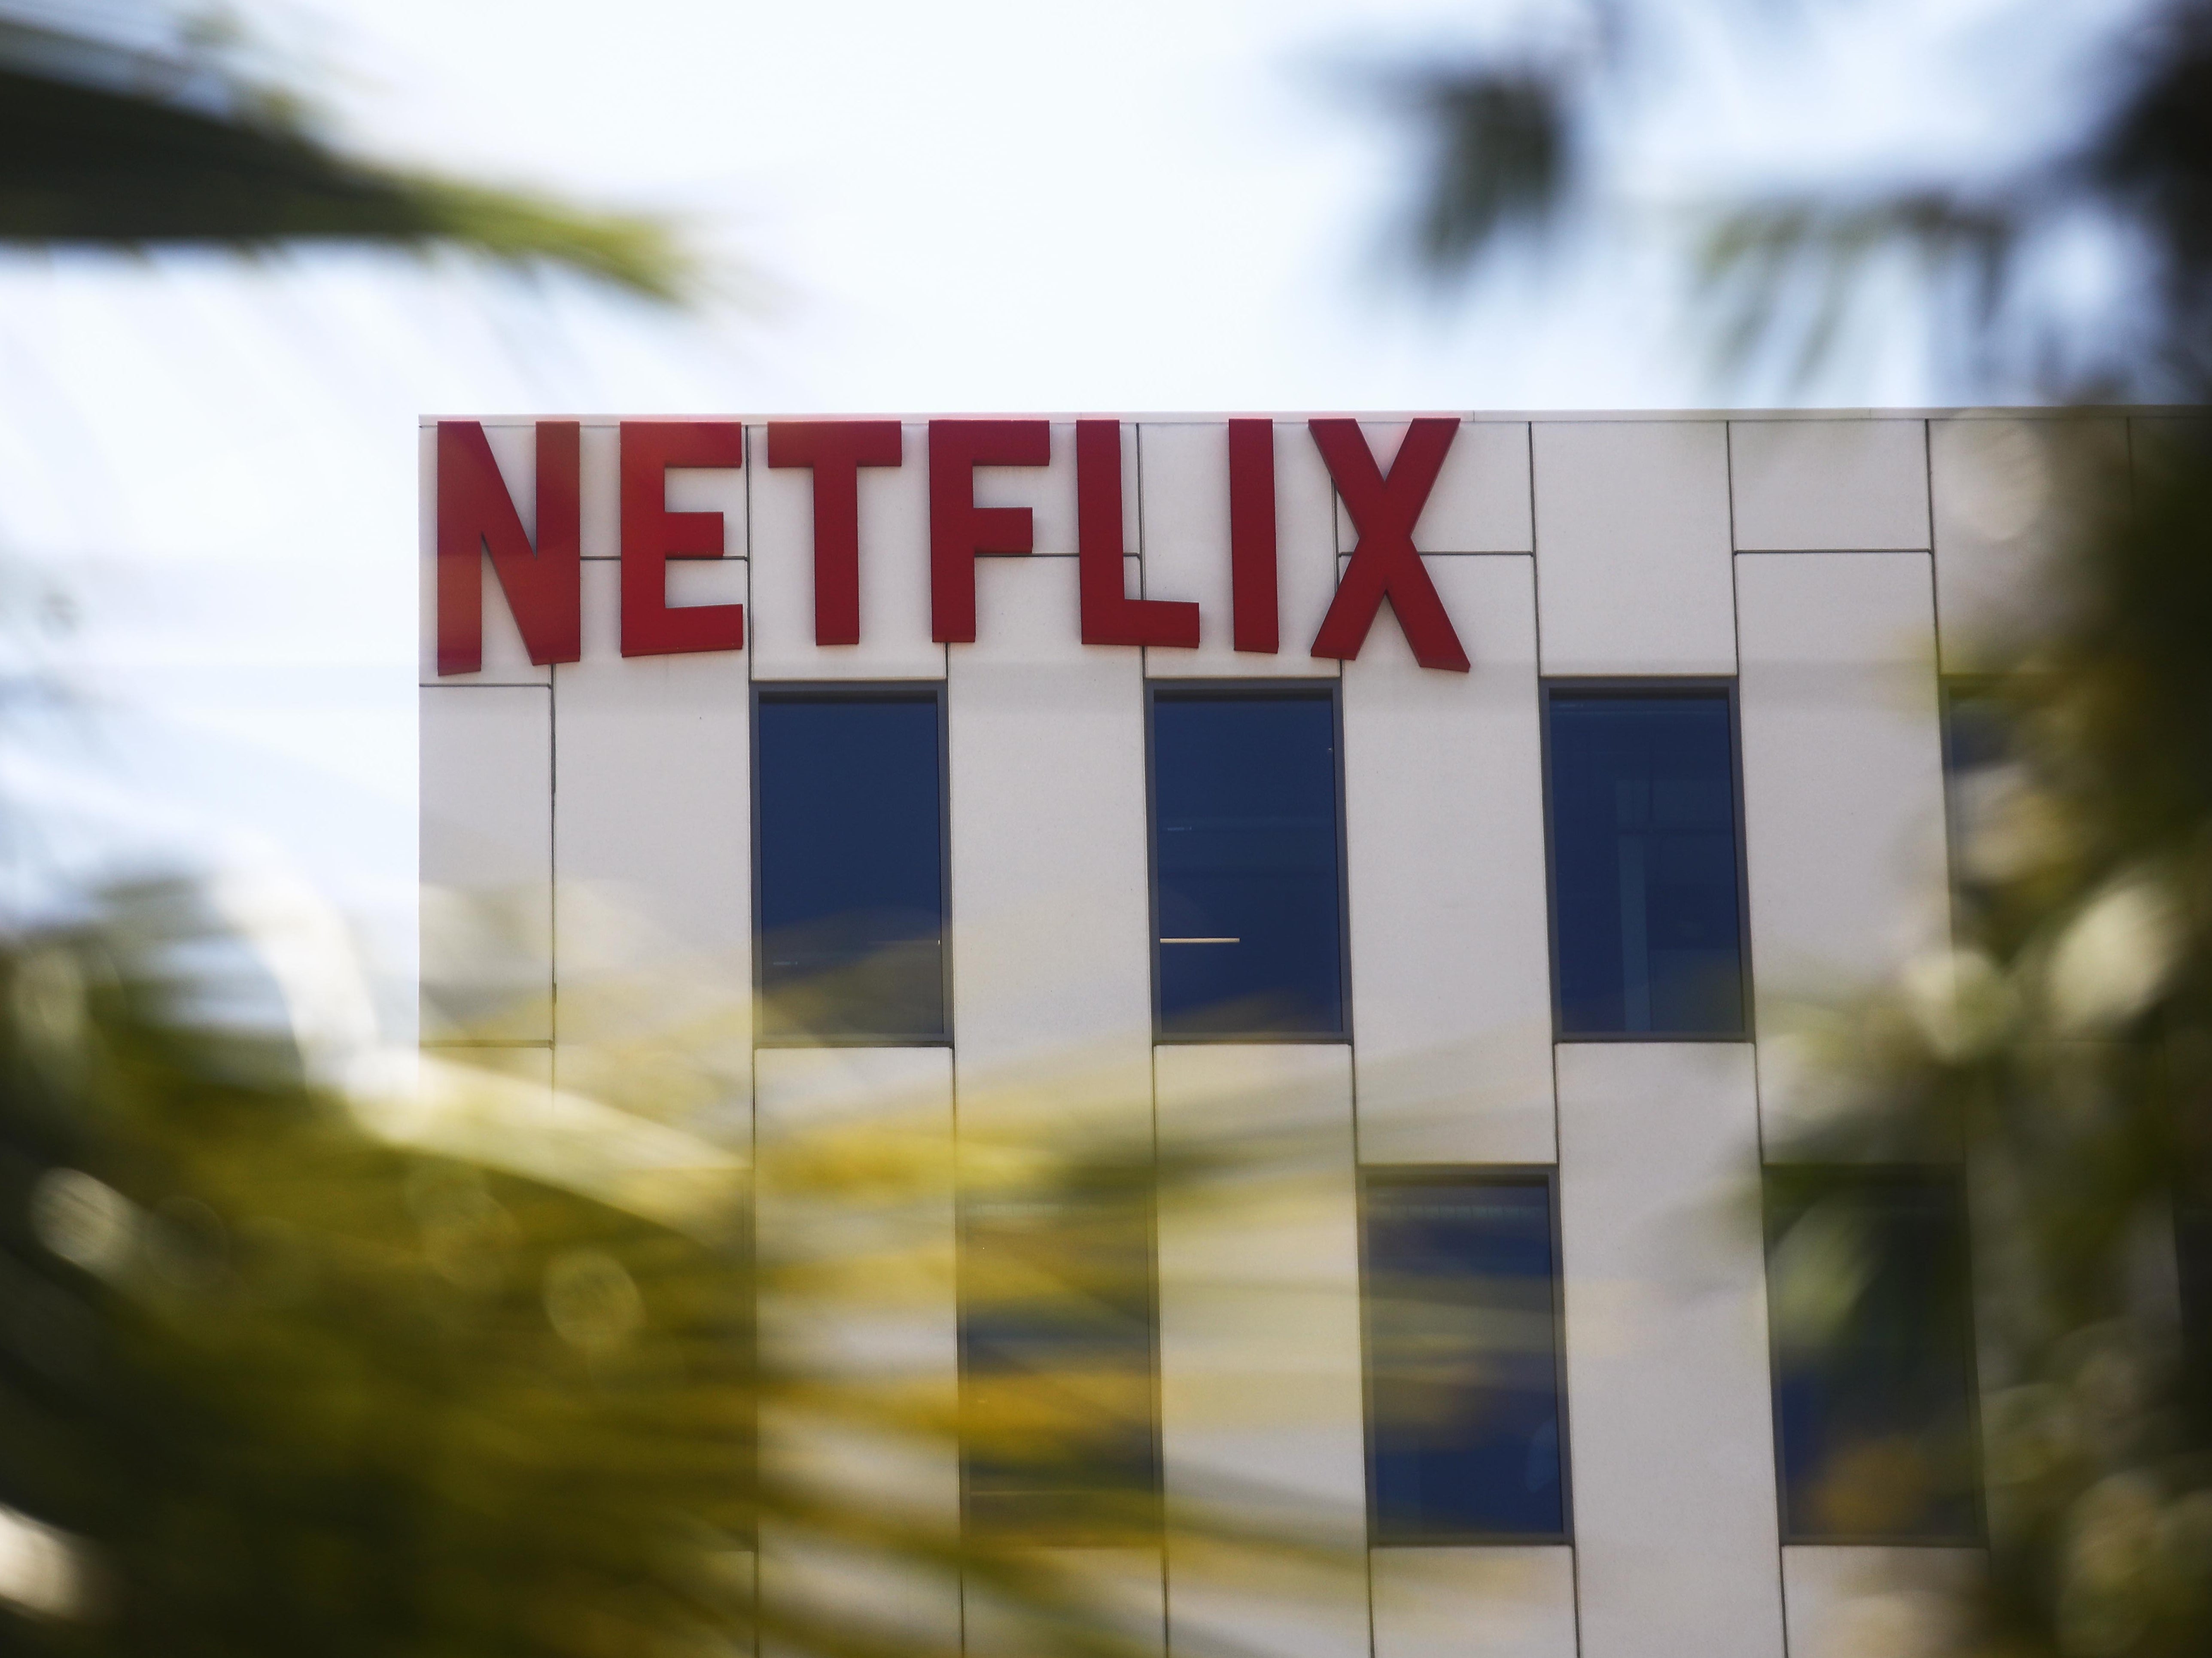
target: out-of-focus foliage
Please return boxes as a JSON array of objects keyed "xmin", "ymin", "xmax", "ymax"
[
  {"xmin": 0, "ymin": 883, "xmax": 758, "ymax": 1654},
  {"xmin": 1394, "ymin": 3, "xmax": 2212, "ymax": 1654},
  {"xmin": 1392, "ymin": 66, "xmax": 1572, "ymax": 275},
  {"xmin": 0, "ymin": 887, "xmax": 908, "ymax": 1652},
  {"xmin": 1391, "ymin": 0, "xmax": 2212, "ymax": 396},
  {"xmin": 1776, "ymin": 423, "xmax": 2212, "ymax": 1658},
  {"xmin": 0, "ymin": 5, "xmax": 692, "ymax": 300},
  {"xmin": 0, "ymin": 881, "xmax": 1373, "ymax": 1655}
]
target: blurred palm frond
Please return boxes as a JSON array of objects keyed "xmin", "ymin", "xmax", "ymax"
[
  {"xmin": 0, "ymin": 13, "xmax": 692, "ymax": 302},
  {"xmin": 1388, "ymin": 0, "xmax": 2212, "ymax": 395},
  {"xmin": 1695, "ymin": 189, "xmax": 2023, "ymax": 390},
  {"xmin": 1397, "ymin": 66, "xmax": 1578, "ymax": 277}
]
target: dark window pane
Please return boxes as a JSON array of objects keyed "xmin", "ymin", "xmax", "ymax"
[
  {"xmin": 2179, "ymin": 1198, "xmax": 2212, "ymax": 1417},
  {"xmin": 1364, "ymin": 1177, "xmax": 1567, "ymax": 1540},
  {"xmin": 1547, "ymin": 691, "xmax": 1745, "ymax": 1036},
  {"xmin": 1766, "ymin": 1171, "xmax": 1979, "ymax": 1541},
  {"xmin": 1152, "ymin": 692, "xmax": 1344, "ymax": 1037},
  {"xmin": 757, "ymin": 694, "xmax": 944, "ymax": 1039},
  {"xmin": 1941, "ymin": 680, "xmax": 2016, "ymax": 908},
  {"xmin": 1941, "ymin": 681, "xmax": 2012, "ymax": 779},
  {"xmin": 961, "ymin": 1181, "xmax": 1159, "ymax": 1542}
]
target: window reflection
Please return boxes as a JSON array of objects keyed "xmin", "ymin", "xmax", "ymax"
[
  {"xmin": 959, "ymin": 1182, "xmax": 1159, "ymax": 1542},
  {"xmin": 1363, "ymin": 1174, "xmax": 1568, "ymax": 1542},
  {"xmin": 1766, "ymin": 1169, "xmax": 1980, "ymax": 1542}
]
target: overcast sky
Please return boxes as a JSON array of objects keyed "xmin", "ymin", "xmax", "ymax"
[{"xmin": 0, "ymin": 0, "xmax": 2136, "ymax": 1014}]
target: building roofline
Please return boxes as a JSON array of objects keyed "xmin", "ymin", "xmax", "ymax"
[{"xmin": 416, "ymin": 405, "xmax": 2200, "ymax": 427}]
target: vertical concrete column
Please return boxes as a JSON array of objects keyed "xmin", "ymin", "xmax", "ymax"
[
  {"xmin": 1556, "ymin": 1043, "xmax": 1784, "ymax": 1658},
  {"xmin": 1135, "ymin": 421, "xmax": 1355, "ymax": 1658},
  {"xmin": 420, "ymin": 683, "xmax": 552, "ymax": 1047},
  {"xmin": 419, "ymin": 419, "xmax": 556, "ymax": 1058},
  {"xmin": 756, "ymin": 1047, "xmax": 963, "ymax": 1658},
  {"xmin": 1730, "ymin": 426, "xmax": 1982, "ymax": 1651},
  {"xmin": 552, "ymin": 555, "xmax": 754, "ymax": 1142},
  {"xmin": 1154, "ymin": 1044, "xmax": 1369, "ymax": 1658},
  {"xmin": 946, "ymin": 554, "xmax": 1154, "ymax": 1138},
  {"xmin": 1735, "ymin": 551, "xmax": 1947, "ymax": 1148},
  {"xmin": 1342, "ymin": 537, "xmax": 1576, "ymax": 1658},
  {"xmin": 948, "ymin": 554, "xmax": 1161, "ymax": 1642},
  {"xmin": 1342, "ymin": 554, "xmax": 1554, "ymax": 1164}
]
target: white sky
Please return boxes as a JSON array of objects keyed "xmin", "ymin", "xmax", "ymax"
[{"xmin": 0, "ymin": 0, "xmax": 2142, "ymax": 1015}]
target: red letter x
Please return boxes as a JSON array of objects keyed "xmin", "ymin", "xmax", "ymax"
[{"xmin": 1306, "ymin": 418, "xmax": 1470, "ymax": 672}]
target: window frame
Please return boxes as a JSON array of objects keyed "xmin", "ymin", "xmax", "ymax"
[
  {"xmin": 1538, "ymin": 677, "xmax": 1756, "ymax": 1044},
  {"xmin": 750, "ymin": 680, "xmax": 954, "ymax": 1048},
  {"xmin": 1144, "ymin": 679, "xmax": 1354, "ymax": 1046},
  {"xmin": 1762, "ymin": 1162, "xmax": 1986, "ymax": 1547},
  {"xmin": 1357, "ymin": 1163, "xmax": 1575, "ymax": 1547}
]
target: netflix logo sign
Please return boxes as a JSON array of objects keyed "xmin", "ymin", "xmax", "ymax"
[{"xmin": 434, "ymin": 417, "xmax": 1492, "ymax": 677}]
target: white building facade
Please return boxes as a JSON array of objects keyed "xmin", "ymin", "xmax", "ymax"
[{"xmin": 420, "ymin": 410, "xmax": 2116, "ymax": 1658}]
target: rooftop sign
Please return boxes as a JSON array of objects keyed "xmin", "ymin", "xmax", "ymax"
[{"xmin": 433, "ymin": 417, "xmax": 1475, "ymax": 678}]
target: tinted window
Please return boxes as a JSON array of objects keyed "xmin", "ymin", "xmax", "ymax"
[
  {"xmin": 1766, "ymin": 1170, "xmax": 1979, "ymax": 1541},
  {"xmin": 2179, "ymin": 1197, "xmax": 2212, "ymax": 1418},
  {"xmin": 756, "ymin": 694, "xmax": 944, "ymax": 1040},
  {"xmin": 1941, "ymin": 681, "xmax": 2012, "ymax": 778},
  {"xmin": 1547, "ymin": 690, "xmax": 1745, "ymax": 1037},
  {"xmin": 1151, "ymin": 691, "xmax": 1344, "ymax": 1038},
  {"xmin": 1363, "ymin": 1176, "xmax": 1567, "ymax": 1541},
  {"xmin": 960, "ymin": 1183, "xmax": 1158, "ymax": 1541},
  {"xmin": 1941, "ymin": 679, "xmax": 2015, "ymax": 904}
]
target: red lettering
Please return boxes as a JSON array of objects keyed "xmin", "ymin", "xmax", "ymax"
[
  {"xmin": 1306, "ymin": 418, "xmax": 1470, "ymax": 672},
  {"xmin": 1227, "ymin": 419, "xmax": 1279, "ymax": 654},
  {"xmin": 928, "ymin": 419, "xmax": 1050, "ymax": 643},
  {"xmin": 765, "ymin": 420, "xmax": 904, "ymax": 647},
  {"xmin": 620, "ymin": 421, "xmax": 747, "ymax": 657},
  {"xmin": 1077, "ymin": 421, "xmax": 1199, "ymax": 648},
  {"xmin": 435, "ymin": 420, "xmax": 580, "ymax": 675}
]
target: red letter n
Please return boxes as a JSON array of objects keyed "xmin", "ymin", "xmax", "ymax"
[
  {"xmin": 435, "ymin": 420, "xmax": 580, "ymax": 675},
  {"xmin": 1078, "ymin": 420, "xmax": 1198, "ymax": 648},
  {"xmin": 766, "ymin": 420, "xmax": 904, "ymax": 647},
  {"xmin": 1307, "ymin": 418, "xmax": 1470, "ymax": 672},
  {"xmin": 928, "ymin": 420, "xmax": 1050, "ymax": 643}
]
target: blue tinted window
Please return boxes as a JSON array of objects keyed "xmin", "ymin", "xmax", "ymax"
[
  {"xmin": 1364, "ymin": 1177, "xmax": 1567, "ymax": 1541},
  {"xmin": 961, "ymin": 1184, "xmax": 1159, "ymax": 1541},
  {"xmin": 1151, "ymin": 691, "xmax": 1345, "ymax": 1038},
  {"xmin": 1547, "ymin": 690, "xmax": 1745, "ymax": 1037},
  {"xmin": 1941, "ymin": 681, "xmax": 2011, "ymax": 778},
  {"xmin": 1767, "ymin": 1171, "xmax": 1979, "ymax": 1541},
  {"xmin": 757, "ymin": 694, "xmax": 944, "ymax": 1040}
]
